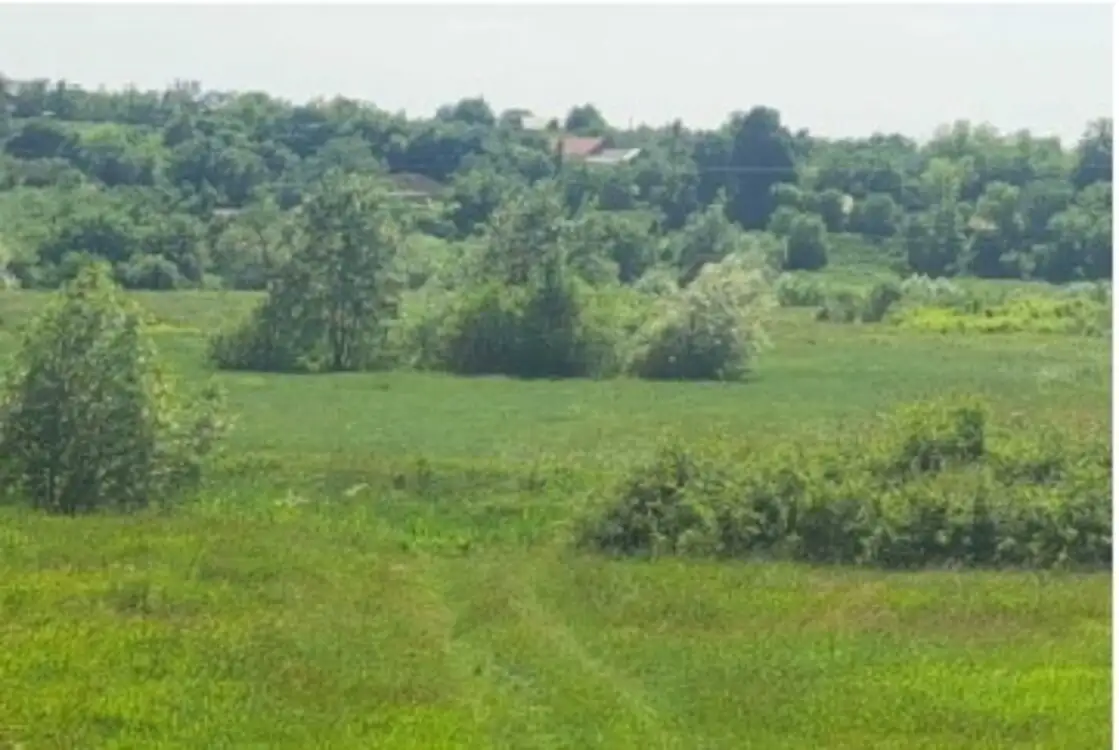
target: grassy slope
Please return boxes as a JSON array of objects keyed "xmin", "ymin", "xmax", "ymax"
[{"xmin": 0, "ymin": 287, "xmax": 1110, "ymax": 749}]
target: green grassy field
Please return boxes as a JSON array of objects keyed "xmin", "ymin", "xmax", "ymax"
[{"xmin": 0, "ymin": 288, "xmax": 1111, "ymax": 749}]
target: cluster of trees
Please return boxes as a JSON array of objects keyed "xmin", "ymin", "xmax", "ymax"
[
  {"xmin": 209, "ymin": 171, "xmax": 775, "ymax": 382},
  {"xmin": 0, "ymin": 75, "xmax": 1111, "ymax": 292}
]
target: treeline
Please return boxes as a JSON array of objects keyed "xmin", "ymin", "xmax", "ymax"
[{"xmin": 0, "ymin": 75, "xmax": 1112, "ymax": 291}]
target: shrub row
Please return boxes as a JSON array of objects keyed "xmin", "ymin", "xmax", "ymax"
[
  {"xmin": 892, "ymin": 296, "xmax": 1111, "ymax": 337},
  {"xmin": 578, "ymin": 397, "xmax": 1111, "ymax": 570}
]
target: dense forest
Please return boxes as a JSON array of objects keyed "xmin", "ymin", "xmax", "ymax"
[{"xmin": 0, "ymin": 76, "xmax": 1111, "ymax": 293}]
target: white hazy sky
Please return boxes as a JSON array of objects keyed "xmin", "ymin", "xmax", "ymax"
[{"xmin": 0, "ymin": 3, "xmax": 1112, "ymax": 143}]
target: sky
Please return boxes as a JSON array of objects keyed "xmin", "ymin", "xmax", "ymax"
[{"xmin": 0, "ymin": 3, "xmax": 1111, "ymax": 143}]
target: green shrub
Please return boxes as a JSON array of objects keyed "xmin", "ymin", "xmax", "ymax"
[
  {"xmin": 434, "ymin": 267, "xmax": 616, "ymax": 379},
  {"xmin": 579, "ymin": 397, "xmax": 1110, "ymax": 570},
  {"xmin": 888, "ymin": 398, "xmax": 987, "ymax": 476},
  {"xmin": 893, "ymin": 295, "xmax": 1110, "ymax": 337},
  {"xmin": 0, "ymin": 264, "xmax": 227, "ymax": 514},
  {"xmin": 860, "ymin": 279, "xmax": 904, "ymax": 322},
  {"xmin": 627, "ymin": 253, "xmax": 774, "ymax": 381},
  {"xmin": 632, "ymin": 265, "xmax": 680, "ymax": 297},
  {"xmin": 208, "ymin": 275, "xmax": 322, "ymax": 372},
  {"xmin": 899, "ymin": 274, "xmax": 969, "ymax": 306},
  {"xmin": 576, "ymin": 443, "xmax": 723, "ymax": 557},
  {"xmin": 815, "ymin": 290, "xmax": 862, "ymax": 323},
  {"xmin": 783, "ymin": 213, "xmax": 829, "ymax": 271},
  {"xmin": 775, "ymin": 273, "xmax": 826, "ymax": 307}
]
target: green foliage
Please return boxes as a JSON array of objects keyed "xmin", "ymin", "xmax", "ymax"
[
  {"xmin": 814, "ymin": 290, "xmax": 864, "ymax": 323},
  {"xmin": 774, "ymin": 273, "xmax": 827, "ymax": 307},
  {"xmin": 0, "ymin": 264, "xmax": 225, "ymax": 514},
  {"xmin": 627, "ymin": 253, "xmax": 774, "ymax": 381},
  {"xmin": 859, "ymin": 279, "xmax": 904, "ymax": 322},
  {"xmin": 849, "ymin": 192, "xmax": 901, "ymax": 239},
  {"xmin": 894, "ymin": 295, "xmax": 1111, "ymax": 337},
  {"xmin": 429, "ymin": 268, "xmax": 617, "ymax": 379},
  {"xmin": 783, "ymin": 212, "xmax": 830, "ymax": 271},
  {"xmin": 725, "ymin": 107, "xmax": 798, "ymax": 230},
  {"xmin": 0, "ymin": 79, "xmax": 1111, "ymax": 293},
  {"xmin": 899, "ymin": 273, "xmax": 969, "ymax": 306},
  {"xmin": 666, "ymin": 195, "xmax": 746, "ymax": 285},
  {"xmin": 580, "ymin": 397, "xmax": 1110, "ymax": 569},
  {"xmin": 210, "ymin": 172, "xmax": 405, "ymax": 372}
]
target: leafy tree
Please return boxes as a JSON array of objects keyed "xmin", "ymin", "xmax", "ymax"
[
  {"xmin": 210, "ymin": 198, "xmax": 299, "ymax": 289},
  {"xmin": 904, "ymin": 203, "xmax": 967, "ymax": 278},
  {"xmin": 628, "ymin": 251, "xmax": 775, "ymax": 381},
  {"xmin": 1037, "ymin": 183, "xmax": 1112, "ymax": 282},
  {"xmin": 447, "ymin": 167, "xmax": 518, "ymax": 237},
  {"xmin": 477, "ymin": 180, "xmax": 573, "ymax": 286},
  {"xmin": 0, "ymin": 263, "xmax": 225, "ymax": 514},
  {"xmin": 631, "ymin": 148, "xmax": 699, "ymax": 230},
  {"xmin": 166, "ymin": 134, "xmax": 268, "ymax": 207},
  {"xmin": 570, "ymin": 209, "xmax": 661, "ymax": 284},
  {"xmin": 4, "ymin": 119, "xmax": 76, "ymax": 160},
  {"xmin": 811, "ymin": 188, "xmax": 849, "ymax": 233},
  {"xmin": 564, "ymin": 104, "xmax": 609, "ymax": 135},
  {"xmin": 1019, "ymin": 179, "xmax": 1074, "ymax": 239},
  {"xmin": 771, "ymin": 183, "xmax": 804, "ymax": 210},
  {"xmin": 850, "ymin": 193, "xmax": 901, "ymax": 239},
  {"xmin": 0, "ymin": 75, "xmax": 11, "ymax": 140},
  {"xmin": 1071, "ymin": 118, "xmax": 1112, "ymax": 190},
  {"xmin": 965, "ymin": 181, "xmax": 1025, "ymax": 278},
  {"xmin": 67, "ymin": 124, "xmax": 162, "ymax": 187},
  {"xmin": 293, "ymin": 135, "xmax": 386, "ymax": 186},
  {"xmin": 767, "ymin": 205, "xmax": 799, "ymax": 237},
  {"xmin": 211, "ymin": 171, "xmax": 406, "ymax": 372},
  {"xmin": 784, "ymin": 213, "xmax": 830, "ymax": 271},
  {"xmin": 670, "ymin": 195, "xmax": 748, "ymax": 285},
  {"xmin": 437, "ymin": 97, "xmax": 496, "ymax": 128},
  {"xmin": 726, "ymin": 107, "xmax": 798, "ymax": 230},
  {"xmin": 904, "ymin": 162, "xmax": 969, "ymax": 277}
]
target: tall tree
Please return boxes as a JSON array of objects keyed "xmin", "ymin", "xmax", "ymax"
[
  {"xmin": 726, "ymin": 107, "xmax": 798, "ymax": 230},
  {"xmin": 1071, "ymin": 118, "xmax": 1112, "ymax": 190},
  {"xmin": 564, "ymin": 104, "xmax": 609, "ymax": 135}
]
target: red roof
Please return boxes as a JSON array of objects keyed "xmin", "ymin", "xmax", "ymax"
[{"xmin": 554, "ymin": 136, "xmax": 606, "ymax": 158}]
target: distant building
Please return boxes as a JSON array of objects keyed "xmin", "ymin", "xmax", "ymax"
[
  {"xmin": 552, "ymin": 135, "xmax": 642, "ymax": 166},
  {"xmin": 583, "ymin": 147, "xmax": 642, "ymax": 166}
]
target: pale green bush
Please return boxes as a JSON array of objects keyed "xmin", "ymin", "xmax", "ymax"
[{"xmin": 628, "ymin": 253, "xmax": 775, "ymax": 381}]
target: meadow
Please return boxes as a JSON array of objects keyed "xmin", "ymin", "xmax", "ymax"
[{"xmin": 0, "ymin": 282, "xmax": 1111, "ymax": 749}]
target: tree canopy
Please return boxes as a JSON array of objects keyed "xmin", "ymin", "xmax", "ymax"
[{"xmin": 0, "ymin": 74, "xmax": 1110, "ymax": 289}]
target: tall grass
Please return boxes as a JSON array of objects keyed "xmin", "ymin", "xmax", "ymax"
[{"xmin": 0, "ymin": 287, "xmax": 1109, "ymax": 748}]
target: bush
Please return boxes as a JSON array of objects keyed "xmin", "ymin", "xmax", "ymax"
[
  {"xmin": 815, "ymin": 290, "xmax": 863, "ymax": 323},
  {"xmin": 860, "ymin": 279, "xmax": 904, "ymax": 322},
  {"xmin": 577, "ymin": 443, "xmax": 723, "ymax": 557},
  {"xmin": 783, "ymin": 213, "xmax": 829, "ymax": 271},
  {"xmin": 433, "ymin": 266, "xmax": 617, "ymax": 379},
  {"xmin": 899, "ymin": 274, "xmax": 968, "ymax": 307},
  {"xmin": 579, "ymin": 396, "xmax": 1110, "ymax": 570},
  {"xmin": 632, "ymin": 265, "xmax": 680, "ymax": 297},
  {"xmin": 119, "ymin": 254, "xmax": 185, "ymax": 290},
  {"xmin": 627, "ymin": 253, "xmax": 774, "ymax": 381},
  {"xmin": 893, "ymin": 295, "xmax": 1110, "ymax": 337},
  {"xmin": 0, "ymin": 264, "xmax": 226, "ymax": 514},
  {"xmin": 775, "ymin": 273, "xmax": 826, "ymax": 307},
  {"xmin": 812, "ymin": 279, "xmax": 912, "ymax": 324},
  {"xmin": 208, "ymin": 271, "xmax": 323, "ymax": 372}
]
